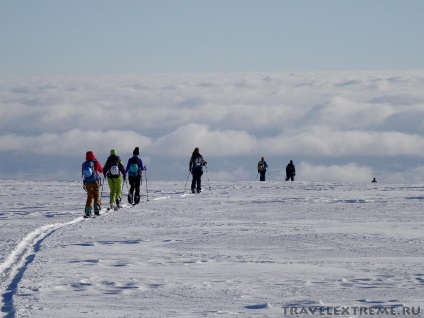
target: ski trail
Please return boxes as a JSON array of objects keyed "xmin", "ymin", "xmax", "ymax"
[{"xmin": 0, "ymin": 217, "xmax": 84, "ymax": 312}]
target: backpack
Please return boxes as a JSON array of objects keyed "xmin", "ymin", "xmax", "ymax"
[
  {"xmin": 193, "ymin": 156, "xmax": 204, "ymax": 170},
  {"xmin": 257, "ymin": 161, "xmax": 265, "ymax": 172},
  {"xmin": 82, "ymin": 161, "xmax": 98, "ymax": 182},
  {"xmin": 107, "ymin": 160, "xmax": 120, "ymax": 177},
  {"xmin": 128, "ymin": 157, "xmax": 139, "ymax": 177}
]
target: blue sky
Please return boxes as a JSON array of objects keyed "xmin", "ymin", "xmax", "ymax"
[{"xmin": 1, "ymin": 0, "xmax": 424, "ymax": 74}]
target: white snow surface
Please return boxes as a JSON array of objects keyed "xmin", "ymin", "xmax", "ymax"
[{"xmin": 0, "ymin": 180, "xmax": 423, "ymax": 317}]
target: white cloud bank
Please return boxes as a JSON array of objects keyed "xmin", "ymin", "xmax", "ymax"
[
  {"xmin": 1, "ymin": 71, "xmax": 424, "ymax": 181},
  {"xmin": 298, "ymin": 162, "xmax": 373, "ymax": 183}
]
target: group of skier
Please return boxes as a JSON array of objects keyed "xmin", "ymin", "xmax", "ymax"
[
  {"xmin": 82, "ymin": 146, "xmax": 297, "ymax": 217},
  {"xmin": 257, "ymin": 157, "xmax": 296, "ymax": 182},
  {"xmin": 81, "ymin": 147, "xmax": 144, "ymax": 217}
]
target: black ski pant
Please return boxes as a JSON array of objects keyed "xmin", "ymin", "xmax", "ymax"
[
  {"xmin": 285, "ymin": 174, "xmax": 294, "ymax": 181},
  {"xmin": 191, "ymin": 169, "xmax": 203, "ymax": 192},
  {"xmin": 259, "ymin": 171, "xmax": 266, "ymax": 181},
  {"xmin": 129, "ymin": 175, "xmax": 142, "ymax": 198}
]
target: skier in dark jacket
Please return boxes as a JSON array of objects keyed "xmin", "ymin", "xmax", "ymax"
[
  {"xmin": 285, "ymin": 160, "xmax": 296, "ymax": 181},
  {"xmin": 189, "ymin": 147, "xmax": 207, "ymax": 193},
  {"xmin": 82, "ymin": 151, "xmax": 103, "ymax": 217},
  {"xmin": 125, "ymin": 147, "xmax": 144, "ymax": 205}
]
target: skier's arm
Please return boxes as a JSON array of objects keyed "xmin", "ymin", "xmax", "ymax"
[
  {"xmin": 125, "ymin": 158, "xmax": 131, "ymax": 173},
  {"xmin": 119, "ymin": 160, "xmax": 126, "ymax": 177},
  {"xmin": 103, "ymin": 161, "xmax": 108, "ymax": 177}
]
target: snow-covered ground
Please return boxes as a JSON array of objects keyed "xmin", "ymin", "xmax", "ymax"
[{"xmin": 1, "ymin": 180, "xmax": 423, "ymax": 318}]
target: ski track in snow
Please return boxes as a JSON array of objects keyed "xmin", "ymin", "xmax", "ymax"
[
  {"xmin": 1, "ymin": 180, "xmax": 424, "ymax": 317},
  {"xmin": 0, "ymin": 218, "xmax": 83, "ymax": 315},
  {"xmin": 0, "ymin": 185, "xmax": 191, "ymax": 315}
]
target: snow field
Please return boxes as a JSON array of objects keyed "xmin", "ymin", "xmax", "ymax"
[{"xmin": 1, "ymin": 180, "xmax": 424, "ymax": 317}]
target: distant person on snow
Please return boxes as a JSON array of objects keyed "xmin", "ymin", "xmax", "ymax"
[
  {"xmin": 257, "ymin": 156, "xmax": 268, "ymax": 181},
  {"xmin": 103, "ymin": 149, "xmax": 126, "ymax": 210},
  {"xmin": 372, "ymin": 177, "xmax": 377, "ymax": 183},
  {"xmin": 189, "ymin": 147, "xmax": 207, "ymax": 193},
  {"xmin": 81, "ymin": 151, "xmax": 103, "ymax": 217},
  {"xmin": 285, "ymin": 160, "xmax": 296, "ymax": 181},
  {"xmin": 126, "ymin": 147, "xmax": 144, "ymax": 205}
]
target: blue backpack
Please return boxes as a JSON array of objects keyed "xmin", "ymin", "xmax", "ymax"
[
  {"xmin": 82, "ymin": 160, "xmax": 98, "ymax": 182},
  {"xmin": 128, "ymin": 157, "xmax": 139, "ymax": 177}
]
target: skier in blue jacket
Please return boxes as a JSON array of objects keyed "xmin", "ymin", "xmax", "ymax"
[{"xmin": 257, "ymin": 156, "xmax": 268, "ymax": 181}]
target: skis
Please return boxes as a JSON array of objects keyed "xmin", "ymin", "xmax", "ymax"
[
  {"xmin": 83, "ymin": 208, "xmax": 106, "ymax": 218},
  {"xmin": 84, "ymin": 198, "xmax": 144, "ymax": 218},
  {"xmin": 83, "ymin": 211, "xmax": 100, "ymax": 218}
]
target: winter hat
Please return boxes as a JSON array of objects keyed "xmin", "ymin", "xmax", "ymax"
[
  {"xmin": 261, "ymin": 157, "xmax": 264, "ymax": 161},
  {"xmin": 110, "ymin": 149, "xmax": 116, "ymax": 156},
  {"xmin": 133, "ymin": 147, "xmax": 139, "ymax": 155}
]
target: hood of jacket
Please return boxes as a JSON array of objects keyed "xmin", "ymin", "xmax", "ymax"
[
  {"xmin": 107, "ymin": 154, "xmax": 120, "ymax": 162},
  {"xmin": 86, "ymin": 151, "xmax": 97, "ymax": 161}
]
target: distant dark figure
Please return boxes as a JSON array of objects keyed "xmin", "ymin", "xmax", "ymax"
[
  {"xmin": 372, "ymin": 177, "xmax": 377, "ymax": 183},
  {"xmin": 285, "ymin": 160, "xmax": 296, "ymax": 181},
  {"xmin": 257, "ymin": 156, "xmax": 268, "ymax": 181}
]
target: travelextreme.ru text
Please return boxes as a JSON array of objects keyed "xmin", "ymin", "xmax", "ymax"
[{"xmin": 282, "ymin": 306, "xmax": 420, "ymax": 316}]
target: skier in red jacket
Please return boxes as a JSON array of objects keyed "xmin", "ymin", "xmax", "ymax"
[{"xmin": 81, "ymin": 151, "xmax": 103, "ymax": 217}]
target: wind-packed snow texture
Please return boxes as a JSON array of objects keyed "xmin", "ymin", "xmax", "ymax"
[{"xmin": 0, "ymin": 180, "xmax": 423, "ymax": 317}]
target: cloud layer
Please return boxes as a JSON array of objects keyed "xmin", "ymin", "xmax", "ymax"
[{"xmin": 1, "ymin": 71, "xmax": 424, "ymax": 182}]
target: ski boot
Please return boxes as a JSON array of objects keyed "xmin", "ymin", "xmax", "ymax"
[
  {"xmin": 94, "ymin": 203, "xmax": 100, "ymax": 216},
  {"xmin": 116, "ymin": 197, "xmax": 121, "ymax": 208},
  {"xmin": 128, "ymin": 193, "xmax": 133, "ymax": 205},
  {"xmin": 134, "ymin": 195, "xmax": 140, "ymax": 205},
  {"xmin": 84, "ymin": 207, "xmax": 91, "ymax": 218},
  {"xmin": 197, "ymin": 189, "xmax": 202, "ymax": 194},
  {"xmin": 191, "ymin": 188, "xmax": 195, "ymax": 194}
]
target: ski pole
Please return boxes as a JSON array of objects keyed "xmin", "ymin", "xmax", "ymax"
[
  {"xmin": 184, "ymin": 170, "xmax": 190, "ymax": 193},
  {"xmin": 144, "ymin": 165, "xmax": 149, "ymax": 201},
  {"xmin": 99, "ymin": 177, "xmax": 104, "ymax": 206},
  {"xmin": 100, "ymin": 177, "xmax": 104, "ymax": 197},
  {"xmin": 121, "ymin": 177, "xmax": 125, "ymax": 195},
  {"xmin": 205, "ymin": 166, "xmax": 211, "ymax": 191}
]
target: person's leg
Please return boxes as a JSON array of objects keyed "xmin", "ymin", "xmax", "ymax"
[
  {"xmin": 134, "ymin": 175, "xmax": 141, "ymax": 204},
  {"xmin": 85, "ymin": 182, "xmax": 94, "ymax": 215},
  {"xmin": 196, "ymin": 171, "xmax": 202, "ymax": 192},
  {"xmin": 116, "ymin": 177, "xmax": 123, "ymax": 206},
  {"xmin": 92, "ymin": 182, "xmax": 101, "ymax": 214},
  {"xmin": 108, "ymin": 178, "xmax": 116, "ymax": 207},
  {"xmin": 85, "ymin": 183, "xmax": 94, "ymax": 209},
  {"xmin": 128, "ymin": 176, "xmax": 135, "ymax": 204},
  {"xmin": 191, "ymin": 172, "xmax": 196, "ymax": 193}
]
